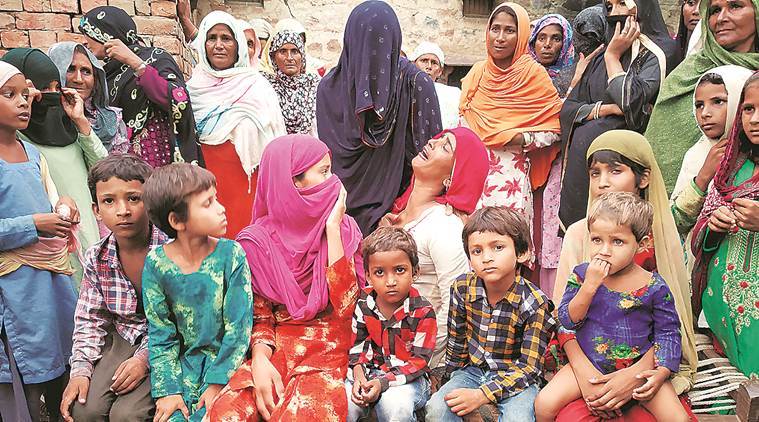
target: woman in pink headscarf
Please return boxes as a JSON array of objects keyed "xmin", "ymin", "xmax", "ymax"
[
  {"xmin": 210, "ymin": 134, "xmax": 364, "ymax": 421},
  {"xmin": 381, "ymin": 127, "xmax": 489, "ymax": 368}
]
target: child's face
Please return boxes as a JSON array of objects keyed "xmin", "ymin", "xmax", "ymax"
[
  {"xmin": 695, "ymin": 81, "xmax": 729, "ymax": 140},
  {"xmin": 467, "ymin": 230, "xmax": 529, "ymax": 285},
  {"xmin": 366, "ymin": 250, "xmax": 415, "ymax": 309},
  {"xmin": 93, "ymin": 177, "xmax": 149, "ymax": 239},
  {"xmin": 293, "ymin": 153, "xmax": 332, "ymax": 189},
  {"xmin": 176, "ymin": 187, "xmax": 227, "ymax": 238},
  {"xmin": 741, "ymin": 82, "xmax": 759, "ymax": 145},
  {"xmin": 589, "ymin": 161, "xmax": 648, "ymax": 200},
  {"xmin": 0, "ymin": 74, "xmax": 31, "ymax": 131},
  {"xmin": 588, "ymin": 217, "xmax": 645, "ymax": 276}
]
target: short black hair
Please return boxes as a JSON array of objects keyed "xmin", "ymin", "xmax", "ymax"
[
  {"xmin": 697, "ymin": 72, "xmax": 725, "ymax": 88},
  {"xmin": 142, "ymin": 163, "xmax": 216, "ymax": 238},
  {"xmin": 462, "ymin": 206, "xmax": 531, "ymax": 259},
  {"xmin": 362, "ymin": 227, "xmax": 419, "ymax": 274},
  {"xmin": 88, "ymin": 154, "xmax": 153, "ymax": 203},
  {"xmin": 587, "ymin": 150, "xmax": 648, "ymax": 197}
]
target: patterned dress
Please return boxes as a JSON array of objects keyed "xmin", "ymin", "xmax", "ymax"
[
  {"xmin": 558, "ymin": 263, "xmax": 681, "ymax": 374},
  {"xmin": 142, "ymin": 239, "xmax": 253, "ymax": 421},
  {"xmin": 209, "ymin": 257, "xmax": 360, "ymax": 421},
  {"xmin": 702, "ymin": 160, "xmax": 759, "ymax": 378}
]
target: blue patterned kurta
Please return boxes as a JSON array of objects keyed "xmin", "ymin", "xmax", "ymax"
[
  {"xmin": 558, "ymin": 263, "xmax": 682, "ymax": 374},
  {"xmin": 142, "ymin": 238, "xmax": 253, "ymax": 421},
  {"xmin": 0, "ymin": 140, "xmax": 77, "ymax": 384}
]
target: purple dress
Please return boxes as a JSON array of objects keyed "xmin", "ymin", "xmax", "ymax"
[{"xmin": 558, "ymin": 263, "xmax": 681, "ymax": 373}]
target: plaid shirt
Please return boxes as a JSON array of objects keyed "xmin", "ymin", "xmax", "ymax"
[
  {"xmin": 446, "ymin": 272, "xmax": 556, "ymax": 402},
  {"xmin": 349, "ymin": 286, "xmax": 437, "ymax": 391},
  {"xmin": 70, "ymin": 225, "xmax": 167, "ymax": 378}
]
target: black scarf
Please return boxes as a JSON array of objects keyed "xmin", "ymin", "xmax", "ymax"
[
  {"xmin": 1, "ymin": 48, "xmax": 78, "ymax": 147},
  {"xmin": 80, "ymin": 6, "xmax": 203, "ymax": 165}
]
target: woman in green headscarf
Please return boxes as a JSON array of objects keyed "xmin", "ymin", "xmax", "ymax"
[{"xmin": 646, "ymin": 0, "xmax": 759, "ymax": 192}]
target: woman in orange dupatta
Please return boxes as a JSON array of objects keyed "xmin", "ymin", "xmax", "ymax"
[{"xmin": 461, "ymin": 2, "xmax": 562, "ymax": 235}]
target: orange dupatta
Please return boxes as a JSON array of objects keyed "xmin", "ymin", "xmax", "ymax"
[{"xmin": 459, "ymin": 2, "xmax": 562, "ymax": 189}]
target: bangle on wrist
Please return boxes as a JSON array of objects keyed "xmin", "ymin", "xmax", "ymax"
[{"xmin": 134, "ymin": 61, "xmax": 147, "ymax": 76}]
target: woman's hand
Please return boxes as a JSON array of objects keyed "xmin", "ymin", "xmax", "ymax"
[
  {"xmin": 25, "ymin": 79, "xmax": 42, "ymax": 104},
  {"xmin": 733, "ymin": 198, "xmax": 759, "ymax": 231},
  {"xmin": 326, "ymin": 186, "xmax": 347, "ymax": 230},
  {"xmin": 56, "ymin": 196, "xmax": 80, "ymax": 224},
  {"xmin": 61, "ymin": 88, "xmax": 91, "ymax": 135},
  {"xmin": 695, "ymin": 138, "xmax": 728, "ymax": 192},
  {"xmin": 586, "ymin": 365, "xmax": 645, "ymax": 412},
  {"xmin": 251, "ymin": 347, "xmax": 284, "ymax": 421},
  {"xmin": 605, "ymin": 17, "xmax": 640, "ymax": 59},
  {"xmin": 153, "ymin": 394, "xmax": 189, "ymax": 422},
  {"xmin": 33, "ymin": 213, "xmax": 72, "ymax": 238},
  {"xmin": 104, "ymin": 39, "xmax": 144, "ymax": 71},
  {"xmin": 708, "ymin": 205, "xmax": 737, "ymax": 233},
  {"xmin": 570, "ymin": 44, "xmax": 605, "ymax": 89},
  {"xmin": 632, "ymin": 367, "xmax": 670, "ymax": 401}
]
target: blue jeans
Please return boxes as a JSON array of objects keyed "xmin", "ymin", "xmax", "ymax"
[
  {"xmin": 345, "ymin": 369, "xmax": 430, "ymax": 422},
  {"xmin": 425, "ymin": 366, "xmax": 539, "ymax": 422}
]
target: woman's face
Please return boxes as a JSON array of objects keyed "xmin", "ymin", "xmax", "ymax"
[
  {"xmin": 205, "ymin": 23, "xmax": 238, "ymax": 70},
  {"xmin": 589, "ymin": 159, "xmax": 650, "ymax": 200},
  {"xmin": 606, "ymin": 0, "xmax": 636, "ymax": 17},
  {"xmin": 708, "ymin": 0, "xmax": 756, "ymax": 52},
  {"xmin": 294, "ymin": 153, "xmax": 332, "ymax": 189},
  {"xmin": 487, "ymin": 10, "xmax": 519, "ymax": 69},
  {"xmin": 534, "ymin": 23, "xmax": 564, "ymax": 66},
  {"xmin": 0, "ymin": 74, "xmax": 31, "ymax": 131},
  {"xmin": 694, "ymin": 81, "xmax": 729, "ymax": 139},
  {"xmin": 274, "ymin": 43, "xmax": 303, "ymax": 77},
  {"xmin": 741, "ymin": 81, "xmax": 759, "ymax": 145},
  {"xmin": 683, "ymin": 0, "xmax": 702, "ymax": 31},
  {"xmin": 412, "ymin": 133, "xmax": 457, "ymax": 185},
  {"xmin": 83, "ymin": 35, "xmax": 107, "ymax": 60},
  {"xmin": 244, "ymin": 29, "xmax": 258, "ymax": 64},
  {"xmin": 66, "ymin": 50, "xmax": 96, "ymax": 101},
  {"xmin": 414, "ymin": 53, "xmax": 443, "ymax": 81}
]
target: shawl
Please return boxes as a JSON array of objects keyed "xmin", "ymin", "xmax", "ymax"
[
  {"xmin": 316, "ymin": 1, "xmax": 442, "ymax": 235},
  {"xmin": 79, "ymin": 6, "xmax": 202, "ymax": 165},
  {"xmin": 691, "ymin": 73, "xmax": 759, "ymax": 316},
  {"xmin": 260, "ymin": 18, "xmax": 324, "ymax": 75},
  {"xmin": 2, "ymin": 48, "xmax": 79, "ymax": 148},
  {"xmin": 237, "ymin": 19, "xmax": 262, "ymax": 68},
  {"xmin": 645, "ymin": 0, "xmax": 759, "ymax": 193},
  {"xmin": 577, "ymin": 130, "xmax": 697, "ymax": 394},
  {"xmin": 47, "ymin": 42, "xmax": 120, "ymax": 149},
  {"xmin": 393, "ymin": 127, "xmax": 489, "ymax": 215},
  {"xmin": 572, "ymin": 5, "xmax": 606, "ymax": 56},
  {"xmin": 528, "ymin": 14, "xmax": 575, "ymax": 81},
  {"xmin": 236, "ymin": 135, "xmax": 363, "ymax": 321},
  {"xmin": 675, "ymin": 0, "xmax": 691, "ymax": 63},
  {"xmin": 672, "ymin": 65, "xmax": 753, "ymax": 197},
  {"xmin": 263, "ymin": 30, "xmax": 320, "ymax": 135},
  {"xmin": 0, "ymin": 236, "xmax": 74, "ymax": 277},
  {"xmin": 187, "ymin": 11, "xmax": 285, "ymax": 177},
  {"xmin": 0, "ymin": 61, "xmax": 20, "ymax": 86},
  {"xmin": 460, "ymin": 3, "xmax": 563, "ymax": 190}
]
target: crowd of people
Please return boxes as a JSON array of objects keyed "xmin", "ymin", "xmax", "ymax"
[{"xmin": 0, "ymin": 0, "xmax": 757, "ymax": 420}]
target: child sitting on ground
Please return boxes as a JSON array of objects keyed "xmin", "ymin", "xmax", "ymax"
[
  {"xmin": 61, "ymin": 154, "xmax": 165, "ymax": 421},
  {"xmin": 141, "ymin": 163, "xmax": 253, "ymax": 421},
  {"xmin": 425, "ymin": 206, "xmax": 555, "ymax": 421},
  {"xmin": 535, "ymin": 192, "xmax": 689, "ymax": 422},
  {"xmin": 346, "ymin": 227, "xmax": 437, "ymax": 422}
]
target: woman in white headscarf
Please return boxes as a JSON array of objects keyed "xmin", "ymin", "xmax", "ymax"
[
  {"xmin": 187, "ymin": 11, "xmax": 285, "ymax": 238},
  {"xmin": 410, "ymin": 41, "xmax": 462, "ymax": 129},
  {"xmin": 260, "ymin": 18, "xmax": 327, "ymax": 76}
]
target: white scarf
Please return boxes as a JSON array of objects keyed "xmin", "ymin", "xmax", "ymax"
[{"xmin": 187, "ymin": 11, "xmax": 285, "ymax": 177}]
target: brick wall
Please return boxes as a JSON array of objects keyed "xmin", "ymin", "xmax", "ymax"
[{"xmin": 0, "ymin": 0, "xmax": 194, "ymax": 75}]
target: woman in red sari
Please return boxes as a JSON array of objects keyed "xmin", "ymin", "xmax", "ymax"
[{"xmin": 208, "ymin": 134, "xmax": 364, "ymax": 421}]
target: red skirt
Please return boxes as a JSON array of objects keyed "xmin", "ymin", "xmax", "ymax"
[
  {"xmin": 201, "ymin": 142, "xmax": 257, "ymax": 240},
  {"xmin": 556, "ymin": 396, "xmax": 697, "ymax": 421}
]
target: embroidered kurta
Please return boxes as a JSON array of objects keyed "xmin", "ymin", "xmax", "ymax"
[
  {"xmin": 701, "ymin": 160, "xmax": 759, "ymax": 378},
  {"xmin": 0, "ymin": 141, "xmax": 77, "ymax": 384},
  {"xmin": 142, "ymin": 238, "xmax": 253, "ymax": 421},
  {"xmin": 209, "ymin": 257, "xmax": 360, "ymax": 421},
  {"xmin": 558, "ymin": 263, "xmax": 682, "ymax": 374}
]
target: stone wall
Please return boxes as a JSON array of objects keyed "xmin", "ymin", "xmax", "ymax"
[
  {"xmin": 0, "ymin": 0, "xmax": 193, "ymax": 74},
  {"xmin": 195, "ymin": 0, "xmax": 682, "ymax": 67}
]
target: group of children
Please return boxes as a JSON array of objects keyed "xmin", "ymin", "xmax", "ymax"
[{"xmin": 3, "ymin": 22, "xmax": 759, "ymax": 422}]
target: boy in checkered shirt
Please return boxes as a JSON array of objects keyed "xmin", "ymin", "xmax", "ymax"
[
  {"xmin": 426, "ymin": 206, "xmax": 556, "ymax": 421},
  {"xmin": 345, "ymin": 227, "xmax": 437, "ymax": 422}
]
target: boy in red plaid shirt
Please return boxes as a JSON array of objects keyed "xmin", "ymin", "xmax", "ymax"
[{"xmin": 346, "ymin": 227, "xmax": 437, "ymax": 422}]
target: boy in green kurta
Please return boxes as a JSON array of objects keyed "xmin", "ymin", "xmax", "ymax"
[{"xmin": 142, "ymin": 163, "xmax": 253, "ymax": 421}]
